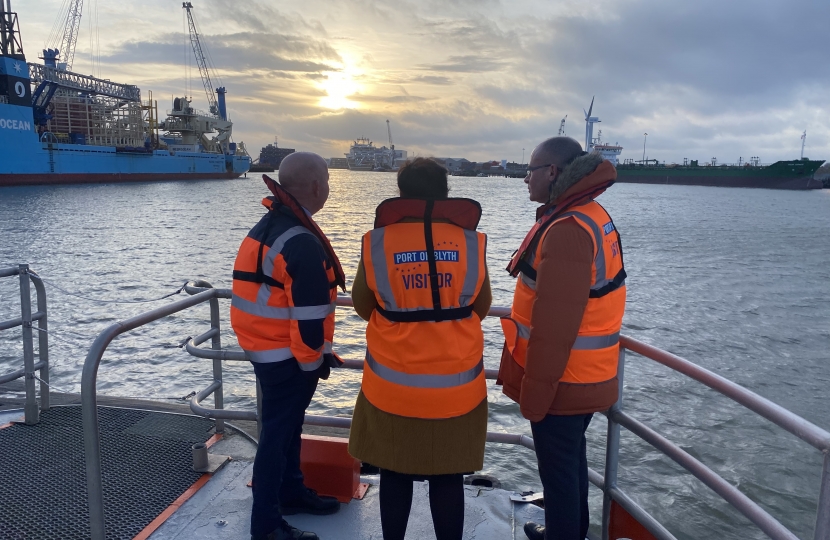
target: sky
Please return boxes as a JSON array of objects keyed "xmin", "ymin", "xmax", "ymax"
[{"xmin": 13, "ymin": 0, "xmax": 830, "ymax": 164}]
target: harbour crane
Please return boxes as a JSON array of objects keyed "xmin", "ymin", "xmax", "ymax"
[
  {"xmin": 42, "ymin": 0, "xmax": 84, "ymax": 70},
  {"xmin": 386, "ymin": 119, "xmax": 395, "ymax": 150},
  {"xmin": 59, "ymin": 0, "xmax": 83, "ymax": 70},
  {"xmin": 558, "ymin": 115, "xmax": 567, "ymax": 136},
  {"xmin": 182, "ymin": 2, "xmax": 226, "ymax": 121}
]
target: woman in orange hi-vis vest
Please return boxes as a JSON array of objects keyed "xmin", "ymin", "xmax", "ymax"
[{"xmin": 348, "ymin": 158, "xmax": 492, "ymax": 540}]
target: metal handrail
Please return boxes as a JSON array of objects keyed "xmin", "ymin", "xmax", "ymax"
[
  {"xmin": 0, "ymin": 264, "xmax": 50, "ymax": 424},
  {"xmin": 77, "ymin": 281, "xmax": 830, "ymax": 540},
  {"xmin": 621, "ymin": 336, "xmax": 830, "ymax": 453}
]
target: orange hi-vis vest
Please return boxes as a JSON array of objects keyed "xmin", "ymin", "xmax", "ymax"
[
  {"xmin": 231, "ymin": 177, "xmax": 345, "ymax": 371},
  {"xmin": 502, "ymin": 199, "xmax": 626, "ymax": 384},
  {"xmin": 361, "ymin": 198, "xmax": 488, "ymax": 419}
]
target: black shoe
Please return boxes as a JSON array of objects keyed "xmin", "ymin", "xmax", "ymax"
[
  {"xmin": 523, "ymin": 521, "xmax": 545, "ymax": 540},
  {"xmin": 254, "ymin": 519, "xmax": 319, "ymax": 540},
  {"xmin": 280, "ymin": 488, "xmax": 340, "ymax": 516}
]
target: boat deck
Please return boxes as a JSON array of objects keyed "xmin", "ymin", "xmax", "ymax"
[{"xmin": 0, "ymin": 391, "xmax": 545, "ymax": 540}]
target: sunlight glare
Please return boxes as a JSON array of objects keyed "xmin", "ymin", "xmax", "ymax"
[{"xmin": 320, "ymin": 70, "xmax": 360, "ymax": 110}]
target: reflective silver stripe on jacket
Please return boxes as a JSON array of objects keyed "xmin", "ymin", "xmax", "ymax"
[
  {"xmin": 257, "ymin": 226, "xmax": 316, "ymax": 306},
  {"xmin": 246, "ymin": 340, "xmax": 332, "ymax": 367},
  {"xmin": 556, "ymin": 210, "xmax": 625, "ymax": 293},
  {"xmin": 367, "ymin": 227, "xmax": 483, "ymax": 313},
  {"xmin": 458, "ymin": 229, "xmax": 481, "ymax": 307},
  {"xmin": 366, "ymin": 351, "xmax": 483, "ymax": 389},
  {"xmin": 514, "ymin": 320, "xmax": 619, "ymax": 350},
  {"xmin": 520, "ymin": 209, "xmax": 624, "ymax": 293},
  {"xmin": 232, "ymin": 295, "xmax": 336, "ymax": 320},
  {"xmin": 368, "ymin": 228, "xmax": 396, "ymax": 311},
  {"xmin": 246, "ymin": 347, "xmax": 293, "ymax": 363},
  {"xmin": 571, "ymin": 331, "xmax": 620, "ymax": 350},
  {"xmin": 519, "ymin": 272, "xmax": 536, "ymax": 290}
]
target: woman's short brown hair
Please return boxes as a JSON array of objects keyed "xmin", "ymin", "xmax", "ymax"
[{"xmin": 397, "ymin": 158, "xmax": 449, "ymax": 199}]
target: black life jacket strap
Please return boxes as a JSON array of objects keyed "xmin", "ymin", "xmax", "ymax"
[
  {"xmin": 377, "ymin": 305, "xmax": 475, "ymax": 323},
  {"xmin": 232, "ymin": 270, "xmax": 285, "ymax": 289},
  {"xmin": 423, "ymin": 199, "xmax": 444, "ymax": 316},
  {"xmin": 589, "ymin": 268, "xmax": 627, "ymax": 298},
  {"xmin": 515, "ymin": 259, "xmax": 537, "ymax": 282}
]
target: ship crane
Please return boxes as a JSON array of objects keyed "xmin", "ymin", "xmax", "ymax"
[
  {"xmin": 558, "ymin": 115, "xmax": 567, "ymax": 136},
  {"xmin": 41, "ymin": 0, "xmax": 84, "ymax": 70},
  {"xmin": 182, "ymin": 2, "xmax": 226, "ymax": 121}
]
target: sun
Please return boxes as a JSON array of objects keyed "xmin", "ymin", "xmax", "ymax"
[{"xmin": 319, "ymin": 70, "xmax": 360, "ymax": 110}]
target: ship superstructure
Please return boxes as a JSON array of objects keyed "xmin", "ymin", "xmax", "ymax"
[
  {"xmin": 0, "ymin": 1, "xmax": 250, "ymax": 187},
  {"xmin": 345, "ymin": 120, "xmax": 406, "ymax": 171}
]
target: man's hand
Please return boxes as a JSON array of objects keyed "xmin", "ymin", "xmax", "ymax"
[{"xmin": 519, "ymin": 376, "xmax": 557, "ymax": 423}]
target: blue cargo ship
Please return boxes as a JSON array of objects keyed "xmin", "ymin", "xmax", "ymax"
[{"xmin": 0, "ymin": 2, "xmax": 250, "ymax": 187}]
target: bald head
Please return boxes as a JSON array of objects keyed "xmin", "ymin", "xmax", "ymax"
[
  {"xmin": 532, "ymin": 136, "xmax": 584, "ymax": 169},
  {"xmin": 278, "ymin": 152, "xmax": 330, "ymax": 214}
]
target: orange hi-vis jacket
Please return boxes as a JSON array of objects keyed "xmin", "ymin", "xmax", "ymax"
[
  {"xmin": 361, "ymin": 198, "xmax": 488, "ymax": 419},
  {"xmin": 502, "ymin": 199, "xmax": 626, "ymax": 385},
  {"xmin": 231, "ymin": 177, "xmax": 345, "ymax": 371}
]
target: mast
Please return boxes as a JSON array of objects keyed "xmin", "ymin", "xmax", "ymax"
[
  {"xmin": 0, "ymin": 0, "xmax": 25, "ymax": 60},
  {"xmin": 801, "ymin": 131, "xmax": 806, "ymax": 159}
]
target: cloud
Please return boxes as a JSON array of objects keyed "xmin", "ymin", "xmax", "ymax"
[{"xmin": 14, "ymin": 0, "xmax": 830, "ymax": 163}]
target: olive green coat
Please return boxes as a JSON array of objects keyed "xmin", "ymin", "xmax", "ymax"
[{"xmin": 349, "ymin": 391, "xmax": 488, "ymax": 475}]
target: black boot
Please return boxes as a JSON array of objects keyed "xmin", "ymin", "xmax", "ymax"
[
  {"xmin": 523, "ymin": 521, "xmax": 545, "ymax": 540},
  {"xmin": 254, "ymin": 519, "xmax": 319, "ymax": 540},
  {"xmin": 280, "ymin": 488, "xmax": 340, "ymax": 516}
]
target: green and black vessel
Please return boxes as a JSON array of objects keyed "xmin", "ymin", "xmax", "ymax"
[{"xmin": 613, "ymin": 159, "xmax": 825, "ymax": 190}]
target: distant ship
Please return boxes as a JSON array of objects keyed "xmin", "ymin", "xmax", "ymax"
[
  {"xmin": 582, "ymin": 99, "xmax": 824, "ymax": 190},
  {"xmin": 251, "ymin": 138, "xmax": 294, "ymax": 171},
  {"xmin": 0, "ymin": 2, "xmax": 250, "ymax": 187},
  {"xmin": 346, "ymin": 137, "xmax": 381, "ymax": 171},
  {"xmin": 345, "ymin": 120, "xmax": 407, "ymax": 172}
]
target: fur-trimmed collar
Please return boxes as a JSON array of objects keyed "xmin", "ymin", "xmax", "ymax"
[{"xmin": 548, "ymin": 152, "xmax": 605, "ymax": 203}]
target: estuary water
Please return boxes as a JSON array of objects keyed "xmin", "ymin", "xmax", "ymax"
[{"xmin": 1, "ymin": 171, "xmax": 829, "ymax": 539}]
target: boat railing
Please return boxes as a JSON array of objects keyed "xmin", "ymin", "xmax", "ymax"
[
  {"xmin": 71, "ymin": 279, "xmax": 830, "ymax": 540},
  {"xmin": 0, "ymin": 264, "xmax": 49, "ymax": 425}
]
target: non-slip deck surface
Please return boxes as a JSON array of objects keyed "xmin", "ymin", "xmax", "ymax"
[{"xmin": 0, "ymin": 406, "xmax": 214, "ymax": 539}]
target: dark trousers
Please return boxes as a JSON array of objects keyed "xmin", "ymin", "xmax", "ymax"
[
  {"xmin": 530, "ymin": 413, "xmax": 594, "ymax": 540},
  {"xmin": 250, "ymin": 360, "xmax": 320, "ymax": 537},
  {"xmin": 379, "ymin": 469, "xmax": 464, "ymax": 540}
]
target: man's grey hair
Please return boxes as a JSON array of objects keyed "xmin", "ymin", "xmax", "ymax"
[{"xmin": 534, "ymin": 137, "xmax": 584, "ymax": 169}]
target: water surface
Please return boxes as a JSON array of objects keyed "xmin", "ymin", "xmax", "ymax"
[{"xmin": 1, "ymin": 172, "xmax": 828, "ymax": 539}]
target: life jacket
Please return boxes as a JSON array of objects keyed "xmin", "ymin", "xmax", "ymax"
[
  {"xmin": 360, "ymin": 197, "xmax": 488, "ymax": 419},
  {"xmin": 501, "ymin": 199, "xmax": 626, "ymax": 384},
  {"xmin": 230, "ymin": 176, "xmax": 344, "ymax": 370}
]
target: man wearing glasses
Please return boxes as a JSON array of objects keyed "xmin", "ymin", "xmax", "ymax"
[{"xmin": 499, "ymin": 137, "xmax": 627, "ymax": 540}]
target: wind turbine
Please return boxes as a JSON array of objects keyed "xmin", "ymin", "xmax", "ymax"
[{"xmin": 584, "ymin": 97, "xmax": 600, "ymax": 152}]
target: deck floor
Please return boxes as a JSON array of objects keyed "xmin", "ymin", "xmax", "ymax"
[{"xmin": 150, "ymin": 430, "xmax": 545, "ymax": 539}]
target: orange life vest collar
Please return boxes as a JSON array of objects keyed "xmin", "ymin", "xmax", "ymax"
[
  {"xmin": 374, "ymin": 197, "xmax": 482, "ymax": 230},
  {"xmin": 262, "ymin": 174, "xmax": 346, "ymax": 290},
  {"xmin": 506, "ymin": 180, "xmax": 613, "ymax": 278}
]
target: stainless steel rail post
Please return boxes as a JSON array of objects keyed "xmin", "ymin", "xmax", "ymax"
[
  {"xmin": 19, "ymin": 264, "xmax": 39, "ymax": 425},
  {"xmin": 602, "ymin": 348, "xmax": 625, "ymax": 540},
  {"xmin": 208, "ymin": 292, "xmax": 224, "ymax": 434},
  {"xmin": 81, "ymin": 289, "xmax": 218, "ymax": 540},
  {"xmin": 29, "ymin": 270, "xmax": 50, "ymax": 411},
  {"xmin": 816, "ymin": 451, "xmax": 830, "ymax": 540}
]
